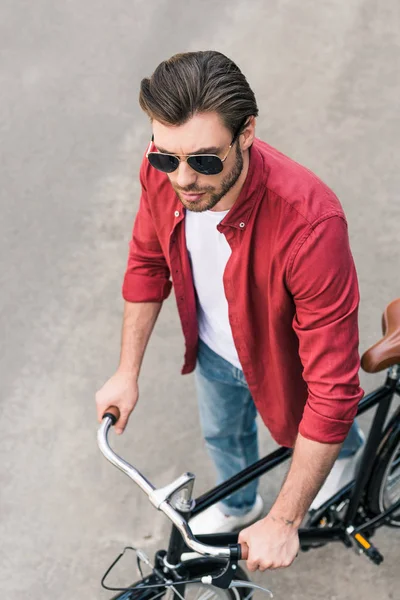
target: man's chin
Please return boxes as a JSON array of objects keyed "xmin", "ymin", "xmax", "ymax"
[
  {"xmin": 179, "ymin": 197, "xmax": 210, "ymax": 212},
  {"xmin": 179, "ymin": 195, "xmax": 215, "ymax": 213},
  {"xmin": 183, "ymin": 201, "xmax": 209, "ymax": 213}
]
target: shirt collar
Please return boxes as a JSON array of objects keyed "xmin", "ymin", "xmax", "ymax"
[{"xmin": 220, "ymin": 141, "xmax": 267, "ymax": 229}]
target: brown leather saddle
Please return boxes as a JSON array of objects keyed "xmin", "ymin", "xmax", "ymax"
[{"xmin": 361, "ymin": 298, "xmax": 400, "ymax": 373}]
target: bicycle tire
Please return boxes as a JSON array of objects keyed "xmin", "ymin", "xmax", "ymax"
[
  {"xmin": 110, "ymin": 558, "xmax": 252, "ymax": 600},
  {"xmin": 367, "ymin": 421, "xmax": 400, "ymax": 527}
]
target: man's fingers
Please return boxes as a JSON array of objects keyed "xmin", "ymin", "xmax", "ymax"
[
  {"xmin": 115, "ymin": 411, "xmax": 130, "ymax": 435},
  {"xmin": 238, "ymin": 533, "xmax": 259, "ymax": 571},
  {"xmin": 246, "ymin": 559, "xmax": 259, "ymax": 572},
  {"xmin": 238, "ymin": 517, "xmax": 300, "ymax": 572},
  {"xmin": 95, "ymin": 398, "xmax": 114, "ymax": 423}
]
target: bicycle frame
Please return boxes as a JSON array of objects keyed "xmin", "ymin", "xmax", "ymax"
[
  {"xmin": 166, "ymin": 366, "xmax": 400, "ymax": 564},
  {"xmin": 100, "ymin": 366, "xmax": 400, "ymax": 599}
]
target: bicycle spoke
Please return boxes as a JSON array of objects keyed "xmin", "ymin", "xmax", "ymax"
[
  {"xmin": 192, "ymin": 585, "xmax": 204, "ymax": 600},
  {"xmin": 390, "ymin": 455, "xmax": 400, "ymax": 471},
  {"xmin": 198, "ymin": 590, "xmax": 218, "ymax": 600},
  {"xmin": 193, "ymin": 585, "xmax": 206, "ymax": 600},
  {"xmin": 387, "ymin": 471, "xmax": 400, "ymax": 488},
  {"xmin": 382, "ymin": 441, "xmax": 400, "ymax": 509},
  {"xmin": 168, "ymin": 585, "xmax": 186, "ymax": 600}
]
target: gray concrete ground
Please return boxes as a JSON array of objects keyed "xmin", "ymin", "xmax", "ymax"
[{"xmin": 0, "ymin": 1, "xmax": 399, "ymax": 598}]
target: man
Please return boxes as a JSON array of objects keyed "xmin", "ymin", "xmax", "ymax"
[{"xmin": 96, "ymin": 51, "xmax": 364, "ymax": 571}]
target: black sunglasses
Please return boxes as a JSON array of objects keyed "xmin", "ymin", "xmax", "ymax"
[{"xmin": 146, "ymin": 118, "xmax": 249, "ymax": 176}]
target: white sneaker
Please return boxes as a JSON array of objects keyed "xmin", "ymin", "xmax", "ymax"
[
  {"xmin": 309, "ymin": 442, "xmax": 365, "ymax": 511},
  {"xmin": 189, "ymin": 494, "xmax": 264, "ymax": 535}
]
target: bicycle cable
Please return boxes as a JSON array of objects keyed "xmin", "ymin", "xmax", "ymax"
[
  {"xmin": 101, "ymin": 545, "xmax": 202, "ymax": 594},
  {"xmin": 101, "ymin": 546, "xmax": 273, "ymax": 597}
]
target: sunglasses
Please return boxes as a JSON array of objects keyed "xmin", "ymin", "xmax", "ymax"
[{"xmin": 146, "ymin": 117, "xmax": 249, "ymax": 176}]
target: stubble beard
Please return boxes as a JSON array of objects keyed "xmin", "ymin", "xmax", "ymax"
[{"xmin": 174, "ymin": 143, "xmax": 244, "ymax": 213}]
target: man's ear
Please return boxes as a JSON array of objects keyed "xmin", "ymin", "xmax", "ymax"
[{"xmin": 241, "ymin": 116, "xmax": 256, "ymax": 150}]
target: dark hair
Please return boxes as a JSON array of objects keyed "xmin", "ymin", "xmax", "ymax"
[{"xmin": 139, "ymin": 51, "xmax": 259, "ymax": 135}]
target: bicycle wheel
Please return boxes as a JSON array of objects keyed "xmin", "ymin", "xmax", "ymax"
[
  {"xmin": 164, "ymin": 580, "xmax": 244, "ymax": 600},
  {"xmin": 110, "ymin": 559, "xmax": 251, "ymax": 600},
  {"xmin": 164, "ymin": 562, "xmax": 251, "ymax": 600},
  {"xmin": 367, "ymin": 425, "xmax": 400, "ymax": 526}
]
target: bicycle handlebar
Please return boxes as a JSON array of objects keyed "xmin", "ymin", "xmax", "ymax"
[{"xmin": 97, "ymin": 407, "xmax": 241, "ymax": 561}]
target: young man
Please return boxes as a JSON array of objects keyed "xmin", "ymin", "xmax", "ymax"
[{"xmin": 96, "ymin": 51, "xmax": 364, "ymax": 571}]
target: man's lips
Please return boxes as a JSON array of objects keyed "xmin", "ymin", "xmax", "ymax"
[{"xmin": 180, "ymin": 192, "xmax": 206, "ymax": 202}]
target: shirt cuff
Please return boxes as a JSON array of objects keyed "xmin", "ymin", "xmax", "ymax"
[
  {"xmin": 122, "ymin": 273, "xmax": 172, "ymax": 303},
  {"xmin": 298, "ymin": 401, "xmax": 355, "ymax": 444}
]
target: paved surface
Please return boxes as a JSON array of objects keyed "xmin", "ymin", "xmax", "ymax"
[{"xmin": 1, "ymin": 1, "xmax": 399, "ymax": 598}]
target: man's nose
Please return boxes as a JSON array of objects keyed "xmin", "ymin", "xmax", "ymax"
[{"xmin": 175, "ymin": 160, "xmax": 198, "ymax": 189}]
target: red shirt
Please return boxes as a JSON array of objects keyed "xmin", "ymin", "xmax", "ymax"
[{"xmin": 123, "ymin": 139, "xmax": 363, "ymax": 447}]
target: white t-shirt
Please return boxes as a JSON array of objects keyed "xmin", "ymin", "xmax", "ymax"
[{"xmin": 185, "ymin": 209, "xmax": 242, "ymax": 370}]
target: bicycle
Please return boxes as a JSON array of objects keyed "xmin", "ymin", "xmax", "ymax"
[{"xmin": 98, "ymin": 297, "xmax": 400, "ymax": 599}]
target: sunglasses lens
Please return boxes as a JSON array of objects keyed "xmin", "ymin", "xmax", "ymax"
[
  {"xmin": 147, "ymin": 153, "xmax": 179, "ymax": 173},
  {"xmin": 187, "ymin": 155, "xmax": 223, "ymax": 175}
]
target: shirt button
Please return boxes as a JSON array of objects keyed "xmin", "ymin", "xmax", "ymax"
[
  {"xmin": 239, "ymin": 222, "xmax": 245, "ymax": 228},
  {"xmin": 174, "ymin": 210, "xmax": 180, "ymax": 217}
]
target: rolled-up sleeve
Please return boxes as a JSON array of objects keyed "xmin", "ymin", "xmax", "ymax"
[
  {"xmin": 288, "ymin": 214, "xmax": 364, "ymax": 444},
  {"xmin": 122, "ymin": 164, "xmax": 172, "ymax": 303}
]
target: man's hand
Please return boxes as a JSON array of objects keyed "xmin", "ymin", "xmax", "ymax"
[
  {"xmin": 96, "ymin": 370, "xmax": 139, "ymax": 435},
  {"xmin": 238, "ymin": 434, "xmax": 341, "ymax": 570},
  {"xmin": 238, "ymin": 514, "xmax": 300, "ymax": 571}
]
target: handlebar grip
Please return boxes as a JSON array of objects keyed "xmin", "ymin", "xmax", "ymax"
[
  {"xmin": 103, "ymin": 406, "xmax": 120, "ymax": 425},
  {"xmin": 229, "ymin": 543, "xmax": 242, "ymax": 561}
]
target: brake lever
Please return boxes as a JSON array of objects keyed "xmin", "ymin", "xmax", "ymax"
[
  {"xmin": 200, "ymin": 559, "xmax": 273, "ymax": 597},
  {"xmin": 230, "ymin": 580, "xmax": 273, "ymax": 598},
  {"xmin": 200, "ymin": 557, "xmax": 238, "ymax": 589}
]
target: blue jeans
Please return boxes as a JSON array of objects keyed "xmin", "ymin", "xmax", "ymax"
[{"xmin": 194, "ymin": 339, "xmax": 364, "ymax": 517}]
